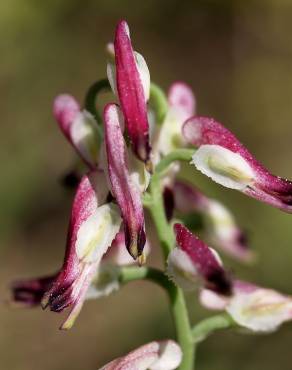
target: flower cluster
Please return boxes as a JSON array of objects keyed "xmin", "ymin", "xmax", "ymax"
[{"xmin": 10, "ymin": 19, "xmax": 292, "ymax": 369}]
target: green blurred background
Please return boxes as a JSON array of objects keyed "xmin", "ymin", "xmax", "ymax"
[{"xmin": 1, "ymin": 0, "xmax": 292, "ymax": 369}]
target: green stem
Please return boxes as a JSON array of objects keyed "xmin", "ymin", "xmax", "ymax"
[
  {"xmin": 119, "ymin": 266, "xmax": 195, "ymax": 370},
  {"xmin": 192, "ymin": 314, "xmax": 234, "ymax": 344},
  {"xmin": 146, "ymin": 153, "xmax": 195, "ymax": 370},
  {"xmin": 155, "ymin": 149, "xmax": 195, "ymax": 174},
  {"xmin": 149, "ymin": 83, "xmax": 169, "ymax": 124},
  {"xmin": 84, "ymin": 79, "xmax": 111, "ymax": 123}
]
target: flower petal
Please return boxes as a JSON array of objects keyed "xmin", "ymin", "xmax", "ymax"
[
  {"xmin": 168, "ymin": 82, "xmax": 196, "ymax": 122},
  {"xmin": 53, "ymin": 94, "xmax": 101, "ymax": 169},
  {"xmin": 104, "ymin": 103, "xmax": 146, "ymax": 259},
  {"xmin": 99, "ymin": 340, "xmax": 182, "ymax": 370},
  {"xmin": 183, "ymin": 116, "xmax": 292, "ymax": 212},
  {"xmin": 227, "ymin": 281, "xmax": 292, "ymax": 333},
  {"xmin": 173, "ymin": 181, "xmax": 253, "ymax": 262},
  {"xmin": 114, "ymin": 20, "xmax": 151, "ymax": 163},
  {"xmin": 172, "ymin": 223, "xmax": 232, "ymax": 295},
  {"xmin": 42, "ymin": 171, "xmax": 121, "ymax": 329},
  {"xmin": 154, "ymin": 82, "xmax": 195, "ymax": 157}
]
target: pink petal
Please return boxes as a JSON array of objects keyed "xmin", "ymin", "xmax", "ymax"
[
  {"xmin": 99, "ymin": 340, "xmax": 182, "ymax": 370},
  {"xmin": 104, "ymin": 103, "xmax": 146, "ymax": 259},
  {"xmin": 183, "ymin": 116, "xmax": 292, "ymax": 212},
  {"xmin": 114, "ymin": 20, "xmax": 151, "ymax": 163},
  {"xmin": 174, "ymin": 223, "xmax": 232, "ymax": 295},
  {"xmin": 53, "ymin": 94, "xmax": 100, "ymax": 169},
  {"xmin": 168, "ymin": 82, "xmax": 196, "ymax": 122}
]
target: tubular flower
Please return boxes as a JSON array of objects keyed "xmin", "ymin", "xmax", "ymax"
[
  {"xmin": 104, "ymin": 103, "xmax": 146, "ymax": 259},
  {"xmin": 155, "ymin": 82, "xmax": 196, "ymax": 158},
  {"xmin": 42, "ymin": 170, "xmax": 121, "ymax": 329},
  {"xmin": 173, "ymin": 180, "xmax": 253, "ymax": 262},
  {"xmin": 183, "ymin": 116, "xmax": 292, "ymax": 212},
  {"xmin": 53, "ymin": 94, "xmax": 101, "ymax": 169},
  {"xmin": 168, "ymin": 223, "xmax": 232, "ymax": 295},
  {"xmin": 200, "ymin": 281, "xmax": 292, "ymax": 333},
  {"xmin": 99, "ymin": 340, "xmax": 182, "ymax": 370},
  {"xmin": 10, "ymin": 231, "xmax": 147, "ymax": 309},
  {"xmin": 107, "ymin": 20, "xmax": 151, "ymax": 164}
]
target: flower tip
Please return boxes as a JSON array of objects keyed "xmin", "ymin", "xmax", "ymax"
[
  {"xmin": 145, "ymin": 159, "xmax": 153, "ymax": 174},
  {"xmin": 116, "ymin": 19, "xmax": 130, "ymax": 37},
  {"xmin": 137, "ymin": 252, "xmax": 147, "ymax": 266},
  {"xmin": 53, "ymin": 94, "xmax": 80, "ymax": 129}
]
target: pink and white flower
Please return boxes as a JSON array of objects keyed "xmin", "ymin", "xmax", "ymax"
[
  {"xmin": 53, "ymin": 94, "xmax": 101, "ymax": 169},
  {"xmin": 107, "ymin": 20, "xmax": 151, "ymax": 164},
  {"xmin": 183, "ymin": 116, "xmax": 292, "ymax": 212},
  {"xmin": 41, "ymin": 170, "xmax": 121, "ymax": 329},
  {"xmin": 200, "ymin": 281, "xmax": 292, "ymax": 333},
  {"xmin": 168, "ymin": 223, "xmax": 232, "ymax": 295},
  {"xmin": 104, "ymin": 103, "xmax": 147, "ymax": 259},
  {"xmin": 99, "ymin": 340, "xmax": 182, "ymax": 370}
]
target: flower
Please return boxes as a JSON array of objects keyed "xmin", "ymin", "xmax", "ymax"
[
  {"xmin": 172, "ymin": 180, "xmax": 253, "ymax": 262},
  {"xmin": 41, "ymin": 170, "xmax": 121, "ymax": 329},
  {"xmin": 53, "ymin": 94, "xmax": 101, "ymax": 169},
  {"xmin": 107, "ymin": 20, "xmax": 151, "ymax": 164},
  {"xmin": 154, "ymin": 82, "xmax": 196, "ymax": 159},
  {"xmin": 99, "ymin": 340, "xmax": 182, "ymax": 370},
  {"xmin": 104, "ymin": 103, "xmax": 147, "ymax": 259},
  {"xmin": 200, "ymin": 281, "xmax": 292, "ymax": 333},
  {"xmin": 183, "ymin": 116, "xmax": 292, "ymax": 212},
  {"xmin": 168, "ymin": 223, "xmax": 232, "ymax": 295}
]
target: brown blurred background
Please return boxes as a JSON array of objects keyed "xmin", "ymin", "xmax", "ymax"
[{"xmin": 1, "ymin": 0, "xmax": 292, "ymax": 369}]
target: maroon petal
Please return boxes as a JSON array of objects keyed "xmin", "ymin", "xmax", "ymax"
[
  {"xmin": 11, "ymin": 274, "xmax": 56, "ymax": 307},
  {"xmin": 174, "ymin": 223, "xmax": 232, "ymax": 295},
  {"xmin": 104, "ymin": 103, "xmax": 146, "ymax": 259},
  {"xmin": 114, "ymin": 20, "xmax": 151, "ymax": 163},
  {"xmin": 183, "ymin": 116, "xmax": 292, "ymax": 212}
]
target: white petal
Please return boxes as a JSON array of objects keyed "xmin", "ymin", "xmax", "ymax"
[
  {"xmin": 167, "ymin": 248, "xmax": 200, "ymax": 291},
  {"xmin": 107, "ymin": 62, "xmax": 117, "ymax": 96},
  {"xmin": 191, "ymin": 145, "xmax": 254, "ymax": 191},
  {"xmin": 76, "ymin": 203, "xmax": 121, "ymax": 263},
  {"xmin": 227, "ymin": 287, "xmax": 292, "ymax": 332},
  {"xmin": 134, "ymin": 51, "xmax": 150, "ymax": 101},
  {"xmin": 70, "ymin": 110, "xmax": 100, "ymax": 167},
  {"xmin": 85, "ymin": 264, "xmax": 120, "ymax": 300},
  {"xmin": 150, "ymin": 341, "xmax": 182, "ymax": 370}
]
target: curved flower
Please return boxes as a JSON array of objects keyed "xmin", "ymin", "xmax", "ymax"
[
  {"xmin": 53, "ymin": 94, "xmax": 101, "ymax": 169},
  {"xmin": 104, "ymin": 103, "xmax": 146, "ymax": 259},
  {"xmin": 200, "ymin": 281, "xmax": 292, "ymax": 333},
  {"xmin": 99, "ymin": 340, "xmax": 182, "ymax": 370},
  {"xmin": 108, "ymin": 20, "xmax": 151, "ymax": 164},
  {"xmin": 155, "ymin": 82, "xmax": 196, "ymax": 158},
  {"xmin": 168, "ymin": 223, "xmax": 232, "ymax": 295},
  {"xmin": 42, "ymin": 170, "xmax": 121, "ymax": 329},
  {"xmin": 173, "ymin": 181, "xmax": 253, "ymax": 262},
  {"xmin": 183, "ymin": 116, "xmax": 292, "ymax": 212}
]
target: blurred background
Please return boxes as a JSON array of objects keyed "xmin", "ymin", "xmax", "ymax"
[{"xmin": 1, "ymin": 0, "xmax": 292, "ymax": 369}]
